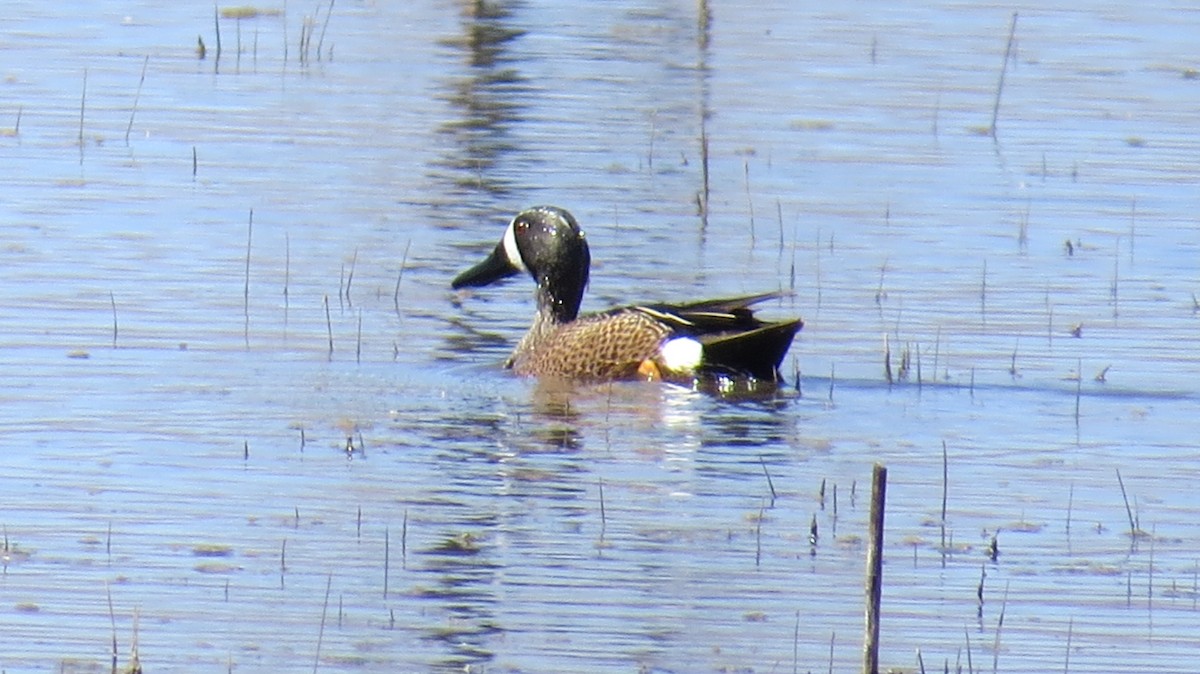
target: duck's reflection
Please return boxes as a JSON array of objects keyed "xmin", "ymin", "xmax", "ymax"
[{"xmin": 412, "ymin": 375, "xmax": 800, "ymax": 671}]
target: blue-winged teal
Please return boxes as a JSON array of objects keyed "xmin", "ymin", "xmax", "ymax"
[{"xmin": 452, "ymin": 206, "xmax": 803, "ymax": 383}]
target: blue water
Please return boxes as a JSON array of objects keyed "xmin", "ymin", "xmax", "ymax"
[{"xmin": 1, "ymin": 1, "xmax": 1198, "ymax": 672}]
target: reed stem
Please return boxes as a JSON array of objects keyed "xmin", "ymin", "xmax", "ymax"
[
  {"xmin": 989, "ymin": 12, "xmax": 1018, "ymax": 138},
  {"xmin": 125, "ymin": 56, "xmax": 149, "ymax": 145}
]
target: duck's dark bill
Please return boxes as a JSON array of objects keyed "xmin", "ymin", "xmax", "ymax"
[{"xmin": 452, "ymin": 243, "xmax": 520, "ymax": 289}]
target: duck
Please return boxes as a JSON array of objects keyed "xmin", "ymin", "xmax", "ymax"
[{"xmin": 451, "ymin": 206, "xmax": 802, "ymax": 384}]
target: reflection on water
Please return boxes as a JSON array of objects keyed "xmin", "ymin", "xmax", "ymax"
[
  {"xmin": 432, "ymin": 0, "xmax": 527, "ymax": 209},
  {"xmin": 417, "ymin": 523, "xmax": 503, "ymax": 671}
]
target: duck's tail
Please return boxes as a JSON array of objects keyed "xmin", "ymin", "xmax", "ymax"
[
  {"xmin": 639, "ymin": 292, "xmax": 803, "ymax": 381},
  {"xmin": 700, "ymin": 316, "xmax": 803, "ymax": 381}
]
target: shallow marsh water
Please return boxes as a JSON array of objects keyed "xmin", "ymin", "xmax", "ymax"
[{"xmin": 1, "ymin": 1, "xmax": 1199, "ymax": 672}]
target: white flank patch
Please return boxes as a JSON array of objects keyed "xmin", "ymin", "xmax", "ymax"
[
  {"xmin": 502, "ymin": 218, "xmax": 528, "ymax": 272},
  {"xmin": 659, "ymin": 337, "xmax": 703, "ymax": 374}
]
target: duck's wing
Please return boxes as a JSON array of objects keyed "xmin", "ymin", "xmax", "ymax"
[
  {"xmin": 635, "ymin": 291, "xmax": 790, "ymax": 332},
  {"xmin": 633, "ymin": 292, "xmax": 802, "ymax": 381},
  {"xmin": 661, "ymin": 291, "xmax": 788, "ymax": 314}
]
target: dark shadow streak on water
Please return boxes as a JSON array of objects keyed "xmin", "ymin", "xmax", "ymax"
[{"xmin": 804, "ymin": 376, "xmax": 1199, "ymax": 403}]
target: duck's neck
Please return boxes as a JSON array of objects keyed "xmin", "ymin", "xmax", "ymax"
[
  {"xmin": 536, "ymin": 274, "xmax": 581, "ymax": 324},
  {"xmin": 508, "ymin": 302, "xmax": 562, "ymax": 370},
  {"xmin": 507, "ymin": 281, "xmax": 579, "ymax": 369}
]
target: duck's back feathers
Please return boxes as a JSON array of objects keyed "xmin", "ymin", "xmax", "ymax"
[
  {"xmin": 508, "ymin": 308, "xmax": 671, "ymax": 380},
  {"xmin": 507, "ymin": 292, "xmax": 801, "ymax": 382}
]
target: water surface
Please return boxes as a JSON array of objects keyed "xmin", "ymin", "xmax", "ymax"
[{"xmin": 1, "ymin": 1, "xmax": 1199, "ymax": 672}]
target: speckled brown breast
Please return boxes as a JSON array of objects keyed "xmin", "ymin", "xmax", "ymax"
[{"xmin": 508, "ymin": 309, "xmax": 672, "ymax": 380}]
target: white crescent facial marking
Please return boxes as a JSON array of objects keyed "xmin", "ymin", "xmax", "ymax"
[{"xmin": 502, "ymin": 217, "xmax": 528, "ymax": 272}]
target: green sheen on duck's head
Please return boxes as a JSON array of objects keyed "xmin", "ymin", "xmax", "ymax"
[
  {"xmin": 507, "ymin": 206, "xmax": 590, "ymax": 323},
  {"xmin": 451, "ymin": 206, "xmax": 591, "ymax": 323}
]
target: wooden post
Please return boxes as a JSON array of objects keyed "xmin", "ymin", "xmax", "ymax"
[{"xmin": 863, "ymin": 463, "xmax": 887, "ymax": 674}]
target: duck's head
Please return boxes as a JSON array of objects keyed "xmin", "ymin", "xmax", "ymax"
[{"xmin": 452, "ymin": 206, "xmax": 591, "ymax": 323}]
